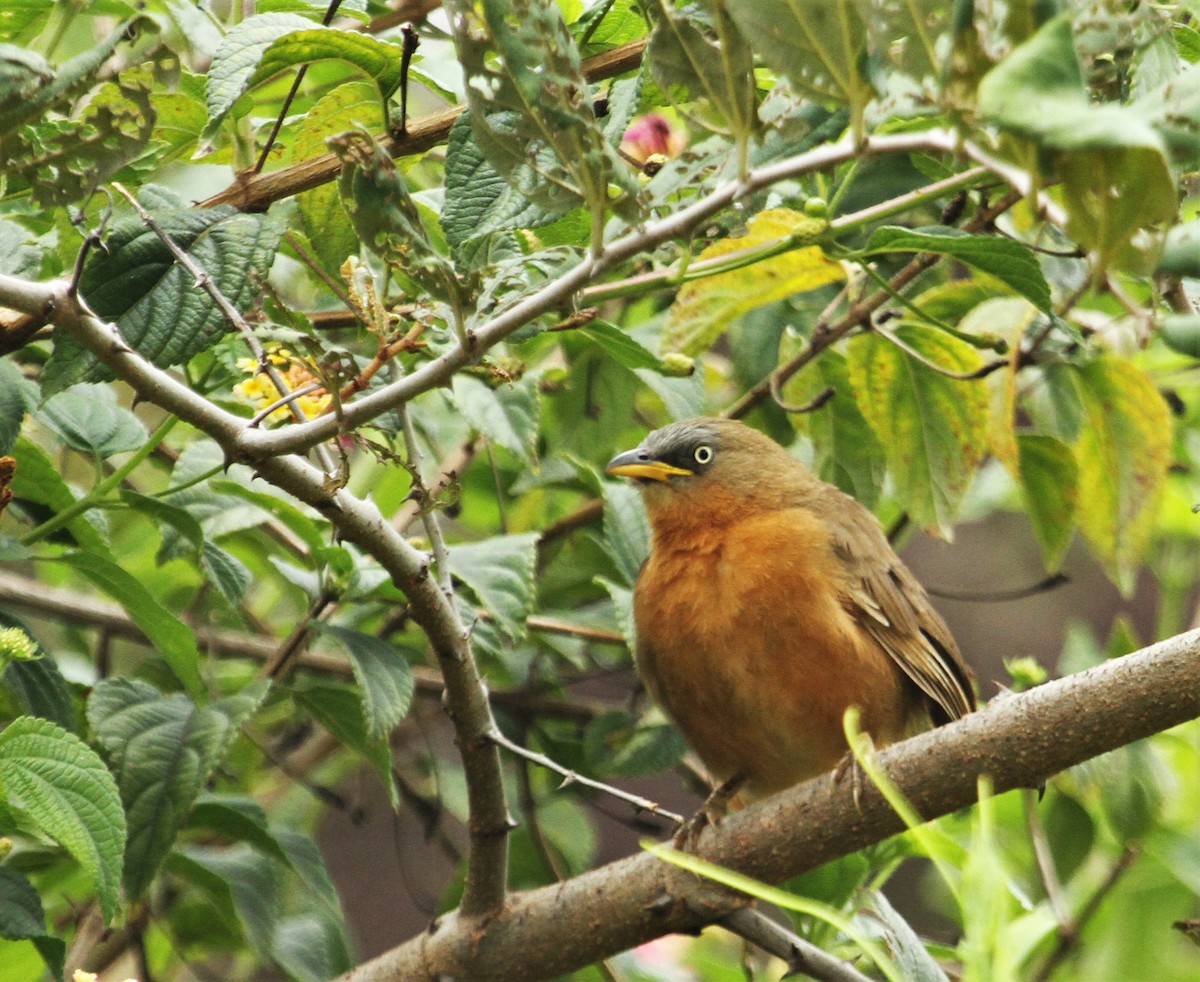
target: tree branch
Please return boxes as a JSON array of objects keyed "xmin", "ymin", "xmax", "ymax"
[
  {"xmin": 0, "ymin": 273, "xmax": 513, "ymax": 918},
  {"xmin": 337, "ymin": 628, "xmax": 1200, "ymax": 981}
]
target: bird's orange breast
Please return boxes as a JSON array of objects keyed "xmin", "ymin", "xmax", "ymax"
[{"xmin": 634, "ymin": 506, "xmax": 911, "ymax": 800}]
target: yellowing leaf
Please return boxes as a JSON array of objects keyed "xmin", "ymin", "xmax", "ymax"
[
  {"xmin": 847, "ymin": 323, "xmax": 988, "ymax": 534},
  {"xmin": 662, "ymin": 209, "xmax": 844, "ymax": 355},
  {"xmin": 1072, "ymin": 357, "xmax": 1172, "ymax": 592}
]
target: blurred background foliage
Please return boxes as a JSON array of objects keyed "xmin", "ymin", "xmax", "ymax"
[{"xmin": 1, "ymin": 0, "xmax": 1200, "ymax": 979}]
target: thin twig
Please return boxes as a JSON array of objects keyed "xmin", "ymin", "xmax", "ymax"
[
  {"xmin": 720, "ymin": 907, "xmax": 875, "ymax": 982},
  {"xmin": 253, "ymin": 0, "xmax": 345, "ymax": 173},
  {"xmin": 487, "ymin": 725, "xmax": 685, "ymax": 825},
  {"xmin": 1032, "ymin": 846, "xmax": 1140, "ymax": 982},
  {"xmin": 109, "ymin": 182, "xmax": 341, "ymax": 477},
  {"xmin": 930, "ymin": 572, "xmax": 1069, "ymax": 603},
  {"xmin": 1024, "ymin": 789, "xmax": 1072, "ymax": 929},
  {"xmin": 399, "ymin": 406, "xmax": 454, "ymax": 597},
  {"xmin": 871, "ymin": 321, "xmax": 1008, "ymax": 380}
]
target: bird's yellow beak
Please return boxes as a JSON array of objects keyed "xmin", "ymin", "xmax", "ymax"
[{"xmin": 605, "ymin": 448, "xmax": 693, "ymax": 482}]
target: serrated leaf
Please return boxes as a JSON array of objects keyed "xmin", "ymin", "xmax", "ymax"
[
  {"xmin": 0, "ymin": 866, "xmax": 65, "ymax": 981},
  {"xmin": 847, "ymin": 323, "xmax": 989, "ymax": 533},
  {"xmin": 0, "ymin": 716, "xmax": 125, "ymax": 922},
  {"xmin": 861, "ymin": 226, "xmax": 1052, "ymax": 313},
  {"xmin": 1072, "ymin": 357, "xmax": 1172, "ymax": 592},
  {"xmin": 292, "ymin": 681, "xmax": 397, "ymax": 807},
  {"xmin": 60, "ymin": 551, "xmax": 204, "ymax": 696},
  {"xmin": 317, "ymin": 625, "xmax": 414, "ymax": 738},
  {"xmin": 36, "ymin": 385, "xmax": 147, "ymax": 458},
  {"xmin": 449, "ymin": 374, "xmax": 540, "ymax": 464},
  {"xmin": 201, "ymin": 13, "xmax": 323, "ymax": 137},
  {"xmin": 43, "ymin": 203, "xmax": 286, "ymax": 394},
  {"xmin": 446, "ymin": 532, "xmax": 539, "ymax": 642},
  {"xmin": 663, "ymin": 208, "xmax": 844, "ymax": 355},
  {"xmin": 1015, "ymin": 434, "xmax": 1078, "ymax": 572},
  {"xmin": 188, "ymin": 794, "xmax": 288, "ymax": 861},
  {"xmin": 202, "ymin": 542, "xmax": 252, "ymax": 606},
  {"xmin": 293, "ymin": 80, "xmax": 381, "ymax": 275},
  {"xmin": 441, "ymin": 111, "xmax": 574, "ymax": 260},
  {"xmin": 445, "ymin": 0, "xmax": 637, "ymax": 229},
  {"xmin": 87, "ymin": 677, "xmax": 269, "ymax": 900}
]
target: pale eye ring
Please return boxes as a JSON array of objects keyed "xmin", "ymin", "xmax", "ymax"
[{"xmin": 693, "ymin": 445, "xmax": 714, "ymax": 465}]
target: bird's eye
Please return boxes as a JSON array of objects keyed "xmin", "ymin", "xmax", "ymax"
[{"xmin": 693, "ymin": 445, "xmax": 714, "ymax": 465}]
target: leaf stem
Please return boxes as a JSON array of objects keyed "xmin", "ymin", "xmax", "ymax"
[{"xmin": 22, "ymin": 414, "xmax": 180, "ymax": 546}]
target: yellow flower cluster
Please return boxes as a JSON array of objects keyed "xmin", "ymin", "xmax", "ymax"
[{"xmin": 233, "ymin": 348, "xmax": 332, "ymax": 422}]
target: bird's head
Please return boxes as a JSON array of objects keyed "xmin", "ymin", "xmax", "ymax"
[{"xmin": 606, "ymin": 417, "xmax": 813, "ymax": 526}]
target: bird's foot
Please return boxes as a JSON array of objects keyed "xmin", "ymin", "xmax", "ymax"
[
  {"xmin": 832, "ymin": 734, "xmax": 876, "ymax": 814},
  {"xmin": 672, "ymin": 773, "xmax": 747, "ymax": 851}
]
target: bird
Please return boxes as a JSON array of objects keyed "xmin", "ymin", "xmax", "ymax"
[{"xmin": 605, "ymin": 417, "xmax": 976, "ymax": 804}]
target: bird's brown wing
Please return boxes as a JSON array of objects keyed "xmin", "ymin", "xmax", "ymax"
[{"xmin": 825, "ymin": 498, "xmax": 976, "ymax": 724}]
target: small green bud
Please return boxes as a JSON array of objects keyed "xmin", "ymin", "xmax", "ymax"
[
  {"xmin": 659, "ymin": 353, "xmax": 696, "ymax": 377},
  {"xmin": 803, "ymin": 196, "xmax": 828, "ymax": 219},
  {"xmin": 1005, "ymin": 656, "xmax": 1048, "ymax": 692},
  {"xmin": 0, "ymin": 627, "xmax": 38, "ymax": 663}
]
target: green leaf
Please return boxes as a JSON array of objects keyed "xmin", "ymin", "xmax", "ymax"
[
  {"xmin": 171, "ymin": 844, "xmax": 281, "ymax": 959},
  {"xmin": 201, "ymin": 542, "xmax": 253, "ymax": 606},
  {"xmin": 446, "ymin": 533, "xmax": 539, "ymax": 643},
  {"xmin": 599, "ymin": 480, "xmax": 649, "ymax": 587},
  {"xmin": 292, "ymin": 681, "xmax": 397, "ymax": 807},
  {"xmin": 646, "ymin": 1, "xmax": 756, "ymax": 142},
  {"xmin": 847, "ymin": 323, "xmax": 989, "ymax": 533},
  {"xmin": 978, "ymin": 14, "xmax": 1175, "ymax": 263},
  {"xmin": 0, "ymin": 866, "xmax": 65, "ymax": 982},
  {"xmin": 43, "ymin": 202, "xmax": 286, "ymax": 394},
  {"xmin": 576, "ymin": 320, "xmax": 671, "ymax": 372},
  {"xmin": 87, "ymin": 677, "xmax": 269, "ymax": 900},
  {"xmin": 724, "ymin": 0, "xmax": 873, "ymax": 136},
  {"xmin": 201, "ymin": 13, "xmax": 330, "ymax": 137},
  {"xmin": 292, "ymin": 80, "xmax": 381, "ymax": 276},
  {"xmin": 783, "ymin": 348, "xmax": 885, "ymax": 508},
  {"xmin": 861, "ymin": 226, "xmax": 1052, "ymax": 313},
  {"xmin": 316, "ymin": 625, "xmax": 414, "ymax": 738},
  {"xmin": 120, "ymin": 489, "xmax": 204, "ymax": 552},
  {"xmin": 35, "ymin": 385, "xmax": 147, "ymax": 458},
  {"xmin": 1014, "ymin": 434, "xmax": 1078, "ymax": 572},
  {"xmin": 208, "ymin": 479, "xmax": 328, "ymax": 555},
  {"xmin": 2, "ymin": 75, "xmax": 155, "ymax": 209},
  {"xmin": 1157, "ymin": 222, "xmax": 1200, "ymax": 279},
  {"xmin": 0, "ymin": 716, "xmax": 125, "ymax": 922},
  {"xmin": 449, "ymin": 374, "xmax": 540, "ymax": 465},
  {"xmin": 0, "ymin": 216, "xmax": 43, "ymax": 278},
  {"xmin": 60, "ymin": 551, "xmax": 204, "ymax": 696},
  {"xmin": 441, "ymin": 112, "xmax": 577, "ymax": 260},
  {"xmin": 0, "ymin": 612, "xmax": 74, "ymax": 732},
  {"xmin": 663, "ymin": 209, "xmax": 844, "ymax": 356},
  {"xmin": 1071, "ymin": 357, "xmax": 1172, "ymax": 591},
  {"xmin": 0, "ymin": 359, "xmax": 31, "ymax": 456},
  {"xmin": 10, "ymin": 438, "xmax": 110, "ymax": 555},
  {"xmin": 445, "ymin": 0, "xmax": 636, "ymax": 229}
]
